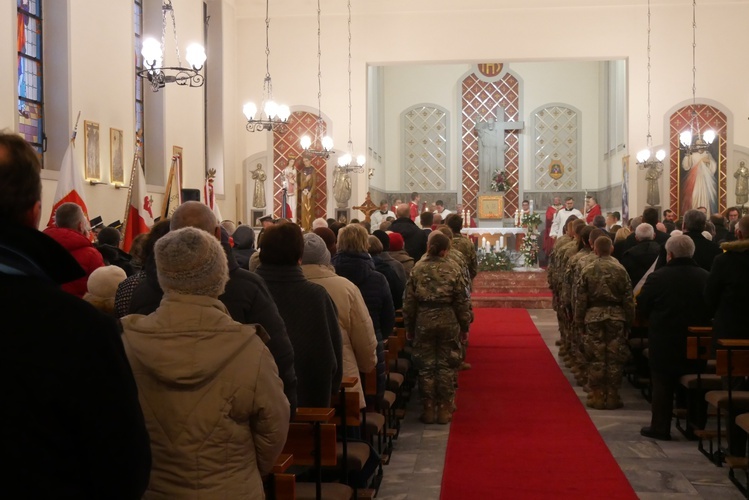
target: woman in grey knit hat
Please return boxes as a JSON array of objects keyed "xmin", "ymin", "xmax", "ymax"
[{"xmin": 120, "ymin": 227, "xmax": 289, "ymax": 498}]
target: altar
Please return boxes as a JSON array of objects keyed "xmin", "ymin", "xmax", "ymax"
[{"xmin": 461, "ymin": 227, "xmax": 526, "ymax": 251}]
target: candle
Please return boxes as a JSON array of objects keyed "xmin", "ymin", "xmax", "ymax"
[
  {"xmin": 499, "ymin": 235, "xmax": 504, "ymax": 249},
  {"xmin": 481, "ymin": 237, "xmax": 486, "ymax": 249},
  {"xmin": 485, "ymin": 241, "xmax": 490, "ymax": 252},
  {"xmin": 495, "ymin": 238, "xmax": 500, "ymax": 253},
  {"xmin": 530, "ymin": 199, "xmax": 534, "ymax": 213}
]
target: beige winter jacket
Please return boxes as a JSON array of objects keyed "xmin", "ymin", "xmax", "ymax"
[
  {"xmin": 302, "ymin": 264, "xmax": 378, "ymax": 408},
  {"xmin": 121, "ymin": 294, "xmax": 290, "ymax": 499}
]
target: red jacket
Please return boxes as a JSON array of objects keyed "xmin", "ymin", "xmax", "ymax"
[{"xmin": 43, "ymin": 227, "xmax": 104, "ymax": 298}]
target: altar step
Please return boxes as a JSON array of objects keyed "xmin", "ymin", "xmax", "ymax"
[{"xmin": 471, "ymin": 270, "xmax": 552, "ymax": 309}]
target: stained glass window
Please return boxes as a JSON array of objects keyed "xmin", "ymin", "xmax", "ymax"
[
  {"xmin": 135, "ymin": 0, "xmax": 145, "ymax": 169},
  {"xmin": 17, "ymin": 0, "xmax": 44, "ymax": 161}
]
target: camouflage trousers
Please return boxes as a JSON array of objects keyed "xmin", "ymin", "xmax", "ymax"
[
  {"xmin": 412, "ymin": 309, "xmax": 462, "ymax": 406},
  {"xmin": 583, "ymin": 320, "xmax": 630, "ymax": 392}
]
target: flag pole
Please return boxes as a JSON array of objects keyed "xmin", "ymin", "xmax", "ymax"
[
  {"xmin": 120, "ymin": 131, "xmax": 143, "ymax": 247},
  {"xmin": 71, "ymin": 111, "xmax": 81, "ymax": 145}
]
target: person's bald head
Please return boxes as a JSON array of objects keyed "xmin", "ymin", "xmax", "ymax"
[
  {"xmin": 170, "ymin": 201, "xmax": 220, "ymax": 239},
  {"xmin": 594, "ymin": 235, "xmax": 613, "ymax": 256},
  {"xmin": 395, "ymin": 203, "xmax": 410, "ymax": 218}
]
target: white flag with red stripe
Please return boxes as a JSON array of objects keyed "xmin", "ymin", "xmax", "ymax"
[
  {"xmin": 47, "ymin": 140, "xmax": 89, "ymax": 227},
  {"xmin": 122, "ymin": 158, "xmax": 154, "ymax": 252}
]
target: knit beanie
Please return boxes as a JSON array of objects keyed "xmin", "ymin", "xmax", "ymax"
[
  {"xmin": 388, "ymin": 232, "xmax": 405, "ymax": 252},
  {"xmin": 373, "ymin": 230, "xmax": 390, "ymax": 251},
  {"xmin": 155, "ymin": 227, "xmax": 228, "ymax": 297},
  {"xmin": 301, "ymin": 232, "xmax": 331, "ymax": 265},
  {"xmin": 86, "ymin": 265, "xmax": 127, "ymax": 300}
]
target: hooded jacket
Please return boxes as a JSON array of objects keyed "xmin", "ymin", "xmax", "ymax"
[
  {"xmin": 389, "ymin": 217, "xmax": 428, "ymax": 261},
  {"xmin": 232, "ymin": 225, "xmax": 257, "ymax": 269},
  {"xmin": 129, "ymin": 241, "xmax": 298, "ymax": 414},
  {"xmin": 121, "ymin": 294, "xmax": 289, "ymax": 498},
  {"xmin": 43, "ymin": 226, "xmax": 104, "ymax": 297}
]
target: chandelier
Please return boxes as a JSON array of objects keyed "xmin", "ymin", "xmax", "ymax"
[
  {"xmin": 679, "ymin": 0, "xmax": 715, "ymax": 154},
  {"xmin": 301, "ymin": 0, "xmax": 334, "ymax": 158},
  {"xmin": 636, "ymin": 0, "xmax": 666, "ymax": 169},
  {"xmin": 336, "ymin": 0, "xmax": 366, "ymax": 173},
  {"xmin": 138, "ymin": 0, "xmax": 206, "ymax": 92},
  {"xmin": 242, "ymin": 0, "xmax": 289, "ymax": 132}
]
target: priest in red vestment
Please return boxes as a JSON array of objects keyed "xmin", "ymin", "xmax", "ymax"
[{"xmin": 585, "ymin": 195, "xmax": 602, "ymax": 224}]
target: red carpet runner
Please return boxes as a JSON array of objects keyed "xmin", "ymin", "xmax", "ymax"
[{"xmin": 440, "ymin": 308, "xmax": 637, "ymax": 499}]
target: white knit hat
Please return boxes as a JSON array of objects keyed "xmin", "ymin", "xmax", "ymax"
[
  {"xmin": 86, "ymin": 265, "xmax": 127, "ymax": 300},
  {"xmin": 155, "ymin": 227, "xmax": 229, "ymax": 297}
]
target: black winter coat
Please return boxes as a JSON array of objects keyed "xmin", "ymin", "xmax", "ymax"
[
  {"xmin": 0, "ymin": 222, "xmax": 151, "ymax": 498},
  {"xmin": 706, "ymin": 238, "xmax": 749, "ymax": 348},
  {"xmin": 255, "ymin": 264, "xmax": 342, "ymax": 408},
  {"xmin": 372, "ymin": 254, "xmax": 404, "ymax": 310},
  {"xmin": 621, "ymin": 240, "xmax": 661, "ymax": 287},
  {"xmin": 129, "ymin": 241, "xmax": 298, "ymax": 414},
  {"xmin": 389, "ymin": 217, "xmax": 428, "ymax": 261},
  {"xmin": 636, "ymin": 257, "xmax": 712, "ymax": 375},
  {"xmin": 686, "ymin": 231, "xmax": 722, "ymax": 272}
]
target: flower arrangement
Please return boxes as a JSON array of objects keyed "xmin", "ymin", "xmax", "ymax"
[
  {"xmin": 519, "ymin": 212, "xmax": 542, "ymax": 268},
  {"xmin": 490, "ymin": 169, "xmax": 509, "ymax": 193},
  {"xmin": 477, "ymin": 247, "xmax": 514, "ymax": 272}
]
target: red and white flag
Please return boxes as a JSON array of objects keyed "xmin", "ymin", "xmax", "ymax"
[
  {"xmin": 204, "ymin": 174, "xmax": 222, "ymax": 222},
  {"xmin": 46, "ymin": 140, "xmax": 89, "ymax": 227},
  {"xmin": 122, "ymin": 158, "xmax": 154, "ymax": 252}
]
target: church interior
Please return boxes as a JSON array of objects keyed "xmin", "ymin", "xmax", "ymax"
[{"xmin": 4, "ymin": 0, "xmax": 749, "ymax": 498}]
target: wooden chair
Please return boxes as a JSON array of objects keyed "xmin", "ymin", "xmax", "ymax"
[
  {"xmin": 704, "ymin": 345, "xmax": 749, "ymax": 467},
  {"xmin": 269, "ymin": 454, "xmax": 295, "ymax": 500},
  {"xmin": 360, "ymin": 367, "xmax": 388, "ymax": 462},
  {"xmin": 283, "ymin": 408, "xmax": 353, "ymax": 500},
  {"xmin": 732, "ymin": 413, "xmax": 749, "ymax": 497},
  {"xmin": 330, "ymin": 378, "xmax": 377, "ymax": 498},
  {"xmin": 676, "ymin": 328, "xmax": 722, "ymax": 442}
]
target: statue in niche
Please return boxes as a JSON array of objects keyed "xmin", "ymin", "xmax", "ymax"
[
  {"xmin": 735, "ymin": 160, "xmax": 749, "ymax": 206},
  {"xmin": 299, "ymin": 156, "xmax": 316, "ymax": 230},
  {"xmin": 476, "ymin": 118, "xmax": 507, "ymax": 189},
  {"xmin": 283, "ymin": 157, "xmax": 298, "ymax": 221},
  {"xmin": 644, "ymin": 162, "xmax": 663, "ymax": 207},
  {"xmin": 251, "ymin": 163, "xmax": 267, "ymax": 208},
  {"xmin": 333, "ymin": 166, "xmax": 352, "ymax": 208}
]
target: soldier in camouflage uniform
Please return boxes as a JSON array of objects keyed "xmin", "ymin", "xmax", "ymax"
[
  {"xmin": 575, "ymin": 237, "xmax": 635, "ymax": 410},
  {"xmin": 570, "ymin": 228, "xmax": 608, "ymax": 387},
  {"xmin": 547, "ymin": 215, "xmax": 579, "ymax": 347},
  {"xmin": 562, "ymin": 225, "xmax": 594, "ymax": 376},
  {"xmin": 552, "ymin": 218, "xmax": 586, "ymax": 358},
  {"xmin": 445, "ymin": 214, "xmax": 478, "ymax": 285},
  {"xmin": 404, "ymin": 232, "xmax": 471, "ymax": 424}
]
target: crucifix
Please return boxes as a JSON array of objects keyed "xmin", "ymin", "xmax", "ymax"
[{"xmin": 475, "ymin": 106, "xmax": 524, "ymax": 192}]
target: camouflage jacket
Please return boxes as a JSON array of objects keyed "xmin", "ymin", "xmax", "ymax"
[
  {"xmin": 561, "ymin": 246, "xmax": 590, "ymax": 306},
  {"xmin": 574, "ymin": 255, "xmax": 635, "ymax": 324},
  {"xmin": 572, "ymin": 250, "xmax": 599, "ymax": 317},
  {"xmin": 452, "ymin": 235, "xmax": 478, "ymax": 281},
  {"xmin": 403, "ymin": 255, "xmax": 471, "ymax": 333},
  {"xmin": 552, "ymin": 239, "xmax": 578, "ymax": 293},
  {"xmin": 547, "ymin": 234, "xmax": 573, "ymax": 287}
]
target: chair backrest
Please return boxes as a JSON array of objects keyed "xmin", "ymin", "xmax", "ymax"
[
  {"xmin": 686, "ymin": 336, "xmax": 713, "ymax": 360},
  {"xmin": 331, "ymin": 380, "xmax": 362, "ymax": 427},
  {"xmin": 361, "ymin": 367, "xmax": 377, "ymax": 397},
  {"xmin": 716, "ymin": 349, "xmax": 749, "ymax": 378},
  {"xmin": 283, "ymin": 423, "xmax": 338, "ymax": 467}
]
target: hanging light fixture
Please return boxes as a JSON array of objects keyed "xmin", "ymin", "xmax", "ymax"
[
  {"xmin": 242, "ymin": 0, "xmax": 289, "ymax": 132},
  {"xmin": 679, "ymin": 0, "xmax": 716, "ymax": 154},
  {"xmin": 138, "ymin": 0, "xmax": 206, "ymax": 92},
  {"xmin": 636, "ymin": 0, "xmax": 666, "ymax": 168},
  {"xmin": 336, "ymin": 0, "xmax": 366, "ymax": 173},
  {"xmin": 301, "ymin": 0, "xmax": 334, "ymax": 158}
]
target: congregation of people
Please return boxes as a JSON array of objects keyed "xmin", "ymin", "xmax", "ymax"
[
  {"xmin": 0, "ymin": 132, "xmax": 478, "ymax": 498},
  {"xmin": 546, "ymin": 192, "xmax": 749, "ymax": 478}
]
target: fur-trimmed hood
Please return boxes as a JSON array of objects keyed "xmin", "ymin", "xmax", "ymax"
[{"xmin": 720, "ymin": 238, "xmax": 749, "ymax": 253}]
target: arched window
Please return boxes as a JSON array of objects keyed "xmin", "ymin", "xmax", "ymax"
[
  {"xmin": 17, "ymin": 0, "xmax": 44, "ymax": 162},
  {"xmin": 402, "ymin": 104, "xmax": 449, "ymax": 191}
]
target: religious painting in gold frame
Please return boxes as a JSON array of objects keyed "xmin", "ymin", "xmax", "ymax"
[
  {"xmin": 478, "ymin": 195, "xmax": 504, "ymax": 219},
  {"xmin": 83, "ymin": 120, "xmax": 100, "ymax": 181},
  {"xmin": 109, "ymin": 128, "xmax": 124, "ymax": 185},
  {"xmin": 677, "ymin": 136, "xmax": 723, "ymax": 216}
]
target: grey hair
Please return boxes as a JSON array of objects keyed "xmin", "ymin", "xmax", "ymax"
[
  {"xmin": 683, "ymin": 209, "xmax": 707, "ymax": 233},
  {"xmin": 665, "ymin": 234, "xmax": 695, "ymax": 259},
  {"xmin": 54, "ymin": 202, "xmax": 85, "ymax": 230},
  {"xmin": 635, "ymin": 223, "xmax": 655, "ymax": 241}
]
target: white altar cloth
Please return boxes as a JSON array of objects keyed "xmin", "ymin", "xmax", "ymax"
[{"xmin": 460, "ymin": 227, "xmax": 526, "ymax": 237}]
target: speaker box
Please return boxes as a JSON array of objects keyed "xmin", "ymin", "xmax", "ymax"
[{"xmin": 181, "ymin": 188, "xmax": 201, "ymax": 202}]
